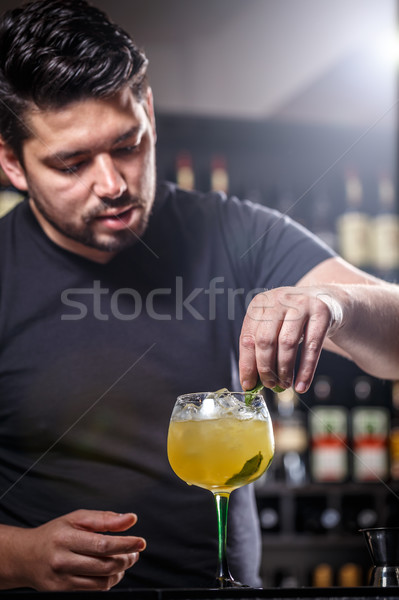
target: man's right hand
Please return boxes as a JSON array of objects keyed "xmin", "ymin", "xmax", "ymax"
[{"xmin": 1, "ymin": 510, "xmax": 146, "ymax": 591}]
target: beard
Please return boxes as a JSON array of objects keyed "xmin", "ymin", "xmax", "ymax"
[{"xmin": 30, "ymin": 190, "xmax": 152, "ymax": 254}]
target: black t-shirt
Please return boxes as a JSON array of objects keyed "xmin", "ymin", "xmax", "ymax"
[{"xmin": 0, "ymin": 182, "xmax": 335, "ymax": 588}]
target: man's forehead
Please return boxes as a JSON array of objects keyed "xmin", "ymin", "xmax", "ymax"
[{"xmin": 22, "ymin": 90, "xmax": 146, "ymax": 152}]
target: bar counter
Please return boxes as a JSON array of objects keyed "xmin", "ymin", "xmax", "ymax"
[{"xmin": 0, "ymin": 587, "xmax": 398, "ymax": 600}]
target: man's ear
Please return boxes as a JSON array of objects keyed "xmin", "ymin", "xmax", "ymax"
[
  {"xmin": 144, "ymin": 87, "xmax": 157, "ymax": 143},
  {"xmin": 0, "ymin": 139, "xmax": 28, "ymax": 191}
]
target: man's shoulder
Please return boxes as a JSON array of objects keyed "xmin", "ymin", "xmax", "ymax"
[{"xmin": 159, "ymin": 180, "xmax": 276, "ymax": 220}]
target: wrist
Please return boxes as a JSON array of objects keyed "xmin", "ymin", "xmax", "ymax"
[
  {"xmin": 0, "ymin": 525, "xmax": 36, "ymax": 589},
  {"xmin": 316, "ymin": 290, "xmax": 345, "ymax": 338}
]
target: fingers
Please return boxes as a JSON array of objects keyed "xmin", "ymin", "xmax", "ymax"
[
  {"xmin": 68, "ymin": 530, "xmax": 146, "ymax": 558},
  {"xmin": 38, "ymin": 571, "xmax": 126, "ymax": 592},
  {"xmin": 51, "ymin": 549, "xmax": 141, "ymax": 579},
  {"xmin": 66, "ymin": 510, "xmax": 146, "ymax": 557},
  {"xmin": 239, "ymin": 292, "xmax": 278, "ymax": 390},
  {"xmin": 69, "ymin": 509, "xmax": 138, "ymax": 533},
  {"xmin": 22, "ymin": 510, "xmax": 146, "ymax": 592},
  {"xmin": 294, "ymin": 309, "xmax": 329, "ymax": 393},
  {"xmin": 272, "ymin": 310, "xmax": 303, "ymax": 389},
  {"xmin": 240, "ymin": 289, "xmax": 333, "ymax": 394},
  {"xmin": 35, "ymin": 513, "xmax": 145, "ymax": 591}
]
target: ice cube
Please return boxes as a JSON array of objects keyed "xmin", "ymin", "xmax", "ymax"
[
  {"xmin": 173, "ymin": 402, "xmax": 200, "ymax": 421},
  {"xmin": 214, "ymin": 392, "xmax": 253, "ymax": 420}
]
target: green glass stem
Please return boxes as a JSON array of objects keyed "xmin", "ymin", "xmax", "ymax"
[{"xmin": 213, "ymin": 492, "xmax": 233, "ymax": 586}]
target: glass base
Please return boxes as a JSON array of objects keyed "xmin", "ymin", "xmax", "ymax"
[{"xmin": 213, "ymin": 576, "xmax": 250, "ymax": 589}]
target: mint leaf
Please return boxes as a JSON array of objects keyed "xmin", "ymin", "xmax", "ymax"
[
  {"xmin": 272, "ymin": 385, "xmax": 285, "ymax": 393},
  {"xmin": 244, "ymin": 379, "xmax": 264, "ymax": 405},
  {"xmin": 225, "ymin": 451, "xmax": 263, "ymax": 487},
  {"xmin": 245, "ymin": 379, "xmax": 285, "ymax": 404}
]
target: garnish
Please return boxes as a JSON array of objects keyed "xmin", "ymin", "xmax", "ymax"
[
  {"xmin": 213, "ymin": 387, "xmax": 229, "ymax": 396},
  {"xmin": 244, "ymin": 378, "xmax": 284, "ymax": 405},
  {"xmin": 225, "ymin": 451, "xmax": 263, "ymax": 487}
]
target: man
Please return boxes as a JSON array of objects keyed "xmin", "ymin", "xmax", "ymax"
[{"xmin": 0, "ymin": 0, "xmax": 397, "ymax": 592}]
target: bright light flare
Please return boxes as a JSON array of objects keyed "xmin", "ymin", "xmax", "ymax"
[{"xmin": 375, "ymin": 32, "xmax": 399, "ymax": 65}]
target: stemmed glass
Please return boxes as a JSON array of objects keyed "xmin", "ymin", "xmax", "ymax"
[{"xmin": 167, "ymin": 390, "xmax": 274, "ymax": 588}]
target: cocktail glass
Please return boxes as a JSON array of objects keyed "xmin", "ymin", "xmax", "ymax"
[{"xmin": 167, "ymin": 390, "xmax": 274, "ymax": 588}]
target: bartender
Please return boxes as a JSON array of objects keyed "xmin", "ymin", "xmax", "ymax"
[{"xmin": 0, "ymin": 0, "xmax": 398, "ymax": 591}]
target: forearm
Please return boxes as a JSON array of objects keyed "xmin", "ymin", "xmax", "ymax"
[
  {"xmin": 0, "ymin": 524, "xmax": 32, "ymax": 589},
  {"xmin": 324, "ymin": 282, "xmax": 399, "ymax": 379}
]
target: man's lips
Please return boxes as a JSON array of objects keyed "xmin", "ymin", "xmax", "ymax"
[
  {"xmin": 95, "ymin": 205, "xmax": 138, "ymax": 218},
  {"xmin": 93, "ymin": 205, "xmax": 140, "ymax": 230}
]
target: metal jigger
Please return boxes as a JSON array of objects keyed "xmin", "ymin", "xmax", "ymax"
[{"xmin": 361, "ymin": 527, "xmax": 399, "ymax": 587}]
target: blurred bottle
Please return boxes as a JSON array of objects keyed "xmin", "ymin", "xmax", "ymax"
[
  {"xmin": 337, "ymin": 563, "xmax": 363, "ymax": 587},
  {"xmin": 351, "ymin": 376, "xmax": 390, "ymax": 482},
  {"xmin": 273, "ymin": 388, "xmax": 308, "ymax": 485},
  {"xmin": 176, "ymin": 151, "xmax": 195, "ymax": 190},
  {"xmin": 258, "ymin": 504, "xmax": 280, "ymax": 533},
  {"xmin": 342, "ymin": 494, "xmax": 378, "ymax": 533},
  {"xmin": 295, "ymin": 495, "xmax": 327, "ymax": 534},
  {"xmin": 309, "ymin": 377, "xmax": 349, "ymax": 483},
  {"xmin": 389, "ymin": 381, "xmax": 399, "ymax": 481},
  {"xmin": 274, "ymin": 569, "xmax": 299, "ymax": 588},
  {"xmin": 372, "ymin": 172, "xmax": 399, "ymax": 282},
  {"xmin": 320, "ymin": 507, "xmax": 341, "ymax": 532},
  {"xmin": 312, "ymin": 563, "xmax": 334, "ymax": 587},
  {"xmin": 210, "ymin": 154, "xmax": 229, "ymax": 194},
  {"xmin": 336, "ymin": 169, "xmax": 371, "ymax": 270},
  {"xmin": 311, "ymin": 186, "xmax": 337, "ymax": 251}
]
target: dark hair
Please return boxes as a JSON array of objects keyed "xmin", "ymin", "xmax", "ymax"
[{"xmin": 0, "ymin": 0, "xmax": 149, "ymax": 158}]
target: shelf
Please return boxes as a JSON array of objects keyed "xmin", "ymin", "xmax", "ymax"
[{"xmin": 255, "ymin": 481, "xmax": 399, "ymax": 496}]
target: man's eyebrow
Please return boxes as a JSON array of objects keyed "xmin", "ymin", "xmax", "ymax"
[
  {"xmin": 43, "ymin": 126, "xmax": 142, "ymax": 164},
  {"xmin": 114, "ymin": 125, "xmax": 142, "ymax": 144}
]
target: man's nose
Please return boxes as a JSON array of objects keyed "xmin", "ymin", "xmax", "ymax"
[{"xmin": 92, "ymin": 154, "xmax": 127, "ymax": 199}]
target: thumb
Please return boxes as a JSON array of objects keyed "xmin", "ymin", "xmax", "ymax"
[{"xmin": 68, "ymin": 509, "xmax": 138, "ymax": 533}]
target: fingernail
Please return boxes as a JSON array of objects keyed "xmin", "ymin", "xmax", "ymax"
[
  {"xmin": 242, "ymin": 381, "xmax": 252, "ymax": 390},
  {"xmin": 119, "ymin": 512, "xmax": 137, "ymax": 520},
  {"xmin": 295, "ymin": 381, "xmax": 306, "ymax": 393},
  {"xmin": 138, "ymin": 538, "xmax": 146, "ymax": 550}
]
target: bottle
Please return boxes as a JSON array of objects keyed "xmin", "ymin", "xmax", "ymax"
[
  {"xmin": 372, "ymin": 172, "xmax": 399, "ymax": 282},
  {"xmin": 176, "ymin": 151, "xmax": 195, "ymax": 191},
  {"xmin": 295, "ymin": 495, "xmax": 327, "ymax": 534},
  {"xmin": 274, "ymin": 569, "xmax": 299, "ymax": 588},
  {"xmin": 351, "ymin": 376, "xmax": 390, "ymax": 482},
  {"xmin": 311, "ymin": 186, "xmax": 337, "ymax": 252},
  {"xmin": 336, "ymin": 169, "xmax": 371, "ymax": 270},
  {"xmin": 273, "ymin": 388, "xmax": 308, "ymax": 485},
  {"xmin": 342, "ymin": 493, "xmax": 377, "ymax": 532},
  {"xmin": 210, "ymin": 155, "xmax": 229, "ymax": 194},
  {"xmin": 320, "ymin": 507, "xmax": 341, "ymax": 532},
  {"xmin": 312, "ymin": 563, "xmax": 334, "ymax": 587},
  {"xmin": 258, "ymin": 505, "xmax": 280, "ymax": 533},
  {"xmin": 309, "ymin": 376, "xmax": 349, "ymax": 483},
  {"xmin": 389, "ymin": 381, "xmax": 399, "ymax": 481},
  {"xmin": 337, "ymin": 563, "xmax": 362, "ymax": 587}
]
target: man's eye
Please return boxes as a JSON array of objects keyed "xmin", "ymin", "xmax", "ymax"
[
  {"xmin": 57, "ymin": 163, "xmax": 84, "ymax": 175},
  {"xmin": 114, "ymin": 145, "xmax": 139, "ymax": 156}
]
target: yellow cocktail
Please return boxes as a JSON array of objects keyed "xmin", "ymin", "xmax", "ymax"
[
  {"xmin": 167, "ymin": 391, "xmax": 274, "ymax": 588},
  {"xmin": 168, "ymin": 416, "xmax": 274, "ymax": 493}
]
